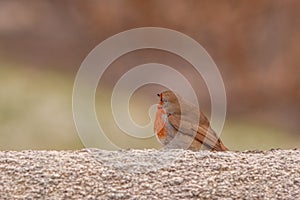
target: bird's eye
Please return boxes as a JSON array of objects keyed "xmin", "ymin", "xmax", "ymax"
[{"xmin": 157, "ymin": 93, "xmax": 167, "ymax": 103}]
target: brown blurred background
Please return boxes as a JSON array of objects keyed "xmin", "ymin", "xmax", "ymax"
[{"xmin": 0, "ymin": 0, "xmax": 299, "ymax": 150}]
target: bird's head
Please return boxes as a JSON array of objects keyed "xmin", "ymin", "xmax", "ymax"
[{"xmin": 157, "ymin": 90, "xmax": 181, "ymax": 114}]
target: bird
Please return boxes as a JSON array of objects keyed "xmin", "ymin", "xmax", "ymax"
[{"xmin": 154, "ymin": 90, "xmax": 228, "ymax": 151}]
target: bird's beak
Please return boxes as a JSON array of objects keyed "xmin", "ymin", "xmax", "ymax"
[{"xmin": 157, "ymin": 93, "xmax": 163, "ymax": 105}]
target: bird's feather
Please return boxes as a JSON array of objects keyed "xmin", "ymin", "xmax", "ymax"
[{"xmin": 167, "ymin": 114, "xmax": 228, "ymax": 151}]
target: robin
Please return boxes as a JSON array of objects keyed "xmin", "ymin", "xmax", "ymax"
[{"xmin": 154, "ymin": 90, "xmax": 228, "ymax": 151}]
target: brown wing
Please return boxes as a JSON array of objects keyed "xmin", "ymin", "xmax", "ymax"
[{"xmin": 167, "ymin": 114, "xmax": 228, "ymax": 151}]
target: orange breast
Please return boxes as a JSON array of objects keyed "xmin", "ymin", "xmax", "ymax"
[{"xmin": 154, "ymin": 106, "xmax": 166, "ymax": 139}]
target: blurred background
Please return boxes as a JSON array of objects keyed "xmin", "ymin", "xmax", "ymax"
[{"xmin": 0, "ymin": 0, "xmax": 299, "ymax": 151}]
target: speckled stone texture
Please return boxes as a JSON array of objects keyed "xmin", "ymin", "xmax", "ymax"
[{"xmin": 0, "ymin": 149, "xmax": 299, "ymax": 199}]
